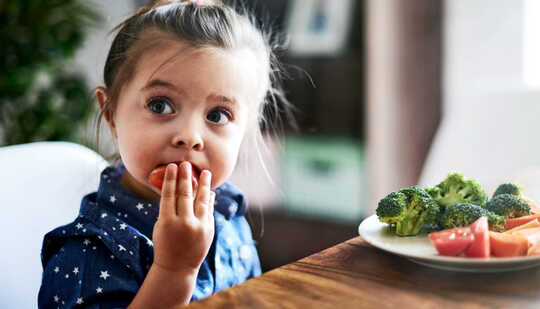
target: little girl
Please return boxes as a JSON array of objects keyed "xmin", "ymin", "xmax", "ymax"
[{"xmin": 38, "ymin": 0, "xmax": 290, "ymax": 307}]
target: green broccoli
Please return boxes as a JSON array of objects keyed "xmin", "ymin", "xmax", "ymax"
[
  {"xmin": 492, "ymin": 183, "xmax": 523, "ymax": 197},
  {"xmin": 425, "ymin": 172, "xmax": 488, "ymax": 210},
  {"xmin": 439, "ymin": 202, "xmax": 506, "ymax": 232},
  {"xmin": 485, "ymin": 193, "xmax": 530, "ymax": 218},
  {"xmin": 376, "ymin": 186, "xmax": 440, "ymax": 236}
]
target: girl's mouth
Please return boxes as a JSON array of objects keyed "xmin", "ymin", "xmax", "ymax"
[{"xmin": 148, "ymin": 162, "xmax": 200, "ymax": 193}]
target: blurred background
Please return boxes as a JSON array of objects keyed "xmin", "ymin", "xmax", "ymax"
[{"xmin": 3, "ymin": 0, "xmax": 540, "ymax": 273}]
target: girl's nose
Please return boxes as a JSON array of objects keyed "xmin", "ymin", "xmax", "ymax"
[{"xmin": 171, "ymin": 131, "xmax": 204, "ymax": 151}]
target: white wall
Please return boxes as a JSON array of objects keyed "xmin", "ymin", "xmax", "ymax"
[{"xmin": 420, "ymin": 0, "xmax": 540, "ymax": 201}]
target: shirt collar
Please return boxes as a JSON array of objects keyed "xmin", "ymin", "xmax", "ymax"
[{"xmin": 96, "ymin": 163, "xmax": 159, "ymax": 238}]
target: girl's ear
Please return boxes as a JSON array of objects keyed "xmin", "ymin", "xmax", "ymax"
[{"xmin": 95, "ymin": 87, "xmax": 118, "ymax": 139}]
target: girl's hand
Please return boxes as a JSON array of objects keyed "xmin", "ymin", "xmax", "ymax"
[{"xmin": 152, "ymin": 162, "xmax": 215, "ymax": 272}]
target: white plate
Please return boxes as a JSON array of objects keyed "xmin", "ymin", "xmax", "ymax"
[{"xmin": 358, "ymin": 215, "xmax": 540, "ymax": 272}]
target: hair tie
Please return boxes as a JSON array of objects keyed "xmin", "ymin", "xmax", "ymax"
[{"xmin": 187, "ymin": 0, "xmax": 212, "ymax": 5}]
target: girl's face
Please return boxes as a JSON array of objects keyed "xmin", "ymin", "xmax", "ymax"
[{"xmin": 98, "ymin": 41, "xmax": 260, "ymax": 201}]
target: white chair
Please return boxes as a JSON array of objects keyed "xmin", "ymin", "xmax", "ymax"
[{"xmin": 0, "ymin": 142, "xmax": 109, "ymax": 309}]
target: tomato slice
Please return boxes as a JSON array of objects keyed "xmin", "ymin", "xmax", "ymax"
[
  {"xmin": 465, "ymin": 217, "xmax": 490, "ymax": 258},
  {"xmin": 429, "ymin": 227, "xmax": 474, "ymax": 256},
  {"xmin": 148, "ymin": 163, "xmax": 199, "ymax": 192}
]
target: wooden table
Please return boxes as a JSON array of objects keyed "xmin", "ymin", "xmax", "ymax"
[{"xmin": 186, "ymin": 236, "xmax": 540, "ymax": 308}]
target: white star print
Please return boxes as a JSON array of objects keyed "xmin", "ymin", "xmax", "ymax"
[
  {"xmin": 101, "ymin": 213, "xmax": 108, "ymax": 218},
  {"xmin": 96, "ymin": 287, "xmax": 103, "ymax": 293},
  {"xmin": 75, "ymin": 223, "xmax": 83, "ymax": 230},
  {"xmin": 73, "ymin": 267, "xmax": 79, "ymax": 274},
  {"xmin": 76, "ymin": 297, "xmax": 83, "ymax": 304},
  {"xmin": 240, "ymin": 245, "xmax": 251, "ymax": 260},
  {"xmin": 136, "ymin": 203, "xmax": 144, "ymax": 211},
  {"xmin": 100, "ymin": 270, "xmax": 110, "ymax": 280},
  {"xmin": 65, "ymin": 274, "xmax": 69, "ymax": 279},
  {"xmin": 53, "ymin": 295, "xmax": 59, "ymax": 302},
  {"xmin": 110, "ymin": 195, "xmax": 117, "ymax": 203},
  {"xmin": 118, "ymin": 244, "xmax": 127, "ymax": 251},
  {"xmin": 228, "ymin": 203, "xmax": 237, "ymax": 214},
  {"xmin": 83, "ymin": 239, "xmax": 91, "ymax": 246},
  {"xmin": 119, "ymin": 223, "xmax": 127, "ymax": 230},
  {"xmin": 54, "ymin": 267, "xmax": 59, "ymax": 273}
]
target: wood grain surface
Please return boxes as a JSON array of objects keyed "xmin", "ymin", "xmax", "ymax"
[{"xmin": 184, "ymin": 237, "xmax": 540, "ymax": 308}]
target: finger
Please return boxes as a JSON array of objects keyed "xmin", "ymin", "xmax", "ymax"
[
  {"xmin": 176, "ymin": 161, "xmax": 194, "ymax": 217},
  {"xmin": 194, "ymin": 170, "xmax": 212, "ymax": 218},
  {"xmin": 158, "ymin": 163, "xmax": 177, "ymax": 219},
  {"xmin": 208, "ymin": 191, "xmax": 216, "ymax": 221}
]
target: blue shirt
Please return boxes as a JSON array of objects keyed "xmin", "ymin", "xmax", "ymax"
[{"xmin": 38, "ymin": 164, "xmax": 261, "ymax": 308}]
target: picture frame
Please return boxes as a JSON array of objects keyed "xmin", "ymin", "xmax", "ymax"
[{"xmin": 285, "ymin": 0, "xmax": 355, "ymax": 57}]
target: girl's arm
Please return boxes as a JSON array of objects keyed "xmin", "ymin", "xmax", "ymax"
[{"xmin": 128, "ymin": 163, "xmax": 215, "ymax": 308}]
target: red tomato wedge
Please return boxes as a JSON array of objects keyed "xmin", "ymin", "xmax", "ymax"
[
  {"xmin": 465, "ymin": 217, "xmax": 490, "ymax": 258},
  {"xmin": 505, "ymin": 214, "xmax": 540, "ymax": 230},
  {"xmin": 428, "ymin": 227, "xmax": 474, "ymax": 256},
  {"xmin": 148, "ymin": 163, "xmax": 199, "ymax": 192},
  {"xmin": 489, "ymin": 231, "xmax": 529, "ymax": 257}
]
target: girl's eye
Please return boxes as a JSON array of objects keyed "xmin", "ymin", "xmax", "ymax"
[
  {"xmin": 206, "ymin": 108, "xmax": 231, "ymax": 124},
  {"xmin": 148, "ymin": 98, "xmax": 174, "ymax": 114}
]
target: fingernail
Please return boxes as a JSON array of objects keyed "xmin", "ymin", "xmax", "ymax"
[{"xmin": 183, "ymin": 162, "xmax": 191, "ymax": 174}]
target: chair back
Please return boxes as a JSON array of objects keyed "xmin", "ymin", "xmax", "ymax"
[{"xmin": 0, "ymin": 142, "xmax": 108, "ymax": 309}]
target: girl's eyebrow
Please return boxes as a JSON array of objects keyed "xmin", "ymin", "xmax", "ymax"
[
  {"xmin": 143, "ymin": 78, "xmax": 237, "ymax": 107},
  {"xmin": 141, "ymin": 79, "xmax": 183, "ymax": 94},
  {"xmin": 208, "ymin": 94, "xmax": 237, "ymax": 109}
]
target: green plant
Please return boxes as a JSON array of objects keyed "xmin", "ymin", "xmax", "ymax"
[{"xmin": 0, "ymin": 0, "xmax": 102, "ymax": 145}]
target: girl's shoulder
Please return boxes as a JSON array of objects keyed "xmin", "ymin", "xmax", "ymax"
[{"xmin": 41, "ymin": 193, "xmax": 154, "ymax": 279}]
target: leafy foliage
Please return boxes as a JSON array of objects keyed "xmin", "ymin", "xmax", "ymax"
[{"xmin": 0, "ymin": 0, "xmax": 102, "ymax": 145}]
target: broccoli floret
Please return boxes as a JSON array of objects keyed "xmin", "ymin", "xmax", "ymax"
[
  {"xmin": 485, "ymin": 193, "xmax": 530, "ymax": 218},
  {"xmin": 439, "ymin": 203, "xmax": 506, "ymax": 232},
  {"xmin": 493, "ymin": 183, "xmax": 523, "ymax": 197},
  {"xmin": 376, "ymin": 186, "xmax": 440, "ymax": 236},
  {"xmin": 425, "ymin": 172, "xmax": 488, "ymax": 210}
]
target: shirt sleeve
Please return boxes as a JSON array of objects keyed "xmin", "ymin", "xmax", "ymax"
[{"xmin": 38, "ymin": 237, "xmax": 139, "ymax": 309}]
